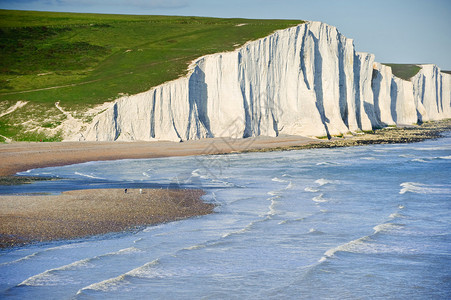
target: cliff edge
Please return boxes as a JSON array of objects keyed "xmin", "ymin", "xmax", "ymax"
[{"xmin": 67, "ymin": 21, "xmax": 451, "ymax": 142}]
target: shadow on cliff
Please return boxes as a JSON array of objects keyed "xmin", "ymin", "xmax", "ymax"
[
  {"xmin": 390, "ymin": 78, "xmax": 398, "ymax": 123},
  {"xmin": 311, "ymin": 33, "xmax": 331, "ymax": 139},
  {"xmin": 189, "ymin": 66, "xmax": 212, "ymax": 138}
]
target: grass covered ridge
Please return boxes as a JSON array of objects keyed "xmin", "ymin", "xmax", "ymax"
[
  {"xmin": 0, "ymin": 10, "xmax": 302, "ymax": 141},
  {"xmin": 382, "ymin": 63, "xmax": 421, "ymax": 80}
]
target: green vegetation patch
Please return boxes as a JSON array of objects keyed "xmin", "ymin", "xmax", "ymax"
[
  {"xmin": 0, "ymin": 10, "xmax": 301, "ymax": 108},
  {"xmin": 0, "ymin": 176, "xmax": 56, "ymax": 186},
  {"xmin": 383, "ymin": 63, "xmax": 421, "ymax": 80},
  {"xmin": 0, "ymin": 10, "xmax": 302, "ymax": 141}
]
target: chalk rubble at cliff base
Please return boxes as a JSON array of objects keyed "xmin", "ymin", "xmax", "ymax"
[{"xmin": 65, "ymin": 21, "xmax": 451, "ymax": 142}]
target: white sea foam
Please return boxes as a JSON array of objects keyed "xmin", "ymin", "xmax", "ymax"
[
  {"xmin": 312, "ymin": 194, "xmax": 328, "ymax": 203},
  {"xmin": 18, "ymin": 258, "xmax": 92, "ymax": 286},
  {"xmin": 304, "ymin": 187, "xmax": 319, "ymax": 193},
  {"xmin": 191, "ymin": 168, "xmax": 209, "ymax": 179},
  {"xmin": 77, "ymin": 259, "xmax": 160, "ymax": 294},
  {"xmin": 272, "ymin": 177, "xmax": 288, "ymax": 183},
  {"xmin": 315, "ymin": 178, "xmax": 339, "ymax": 186},
  {"xmin": 361, "ymin": 157, "xmax": 377, "ymax": 160},
  {"xmin": 411, "ymin": 158, "xmax": 427, "ymax": 163},
  {"xmin": 308, "ymin": 228, "xmax": 324, "ymax": 235},
  {"xmin": 400, "ymin": 182, "xmax": 450, "ymax": 194},
  {"xmin": 413, "ymin": 146, "xmax": 451, "ymax": 151},
  {"xmin": 319, "ymin": 236, "xmax": 370, "ymax": 262},
  {"xmin": 319, "ymin": 236, "xmax": 417, "ymax": 262},
  {"xmin": 221, "ymin": 218, "xmax": 269, "ymax": 238},
  {"xmin": 285, "ymin": 181, "xmax": 293, "ymax": 190},
  {"xmin": 316, "ymin": 162, "xmax": 339, "ymax": 166},
  {"xmin": 74, "ymin": 171, "xmax": 106, "ymax": 180},
  {"xmin": 18, "ymin": 247, "xmax": 142, "ymax": 287},
  {"xmin": 268, "ymin": 198, "xmax": 279, "ymax": 216},
  {"xmin": 267, "ymin": 191, "xmax": 281, "ymax": 196},
  {"xmin": 373, "ymin": 223, "xmax": 404, "ymax": 234},
  {"xmin": 388, "ymin": 213, "xmax": 404, "ymax": 219},
  {"xmin": 0, "ymin": 252, "xmax": 39, "ymax": 266},
  {"xmin": 182, "ymin": 244, "xmax": 207, "ymax": 251},
  {"xmin": 278, "ymin": 217, "xmax": 306, "ymax": 225}
]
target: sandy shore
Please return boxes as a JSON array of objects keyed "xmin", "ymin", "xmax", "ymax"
[
  {"xmin": 0, "ymin": 135, "xmax": 319, "ymax": 176},
  {"xmin": 1, "ymin": 120, "xmax": 450, "ymax": 177},
  {"xmin": 0, "ymin": 188, "xmax": 214, "ymax": 248}
]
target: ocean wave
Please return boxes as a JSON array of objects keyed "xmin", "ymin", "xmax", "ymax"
[
  {"xmin": 315, "ymin": 178, "xmax": 339, "ymax": 186},
  {"xmin": 272, "ymin": 177, "xmax": 288, "ymax": 183},
  {"xmin": 319, "ymin": 236, "xmax": 417, "ymax": 262},
  {"xmin": 319, "ymin": 218, "xmax": 413, "ymax": 262},
  {"xmin": 17, "ymin": 247, "xmax": 142, "ymax": 287},
  {"xmin": 319, "ymin": 236, "xmax": 370, "ymax": 262},
  {"xmin": 221, "ymin": 217, "xmax": 270, "ymax": 238},
  {"xmin": 312, "ymin": 194, "xmax": 328, "ymax": 203},
  {"xmin": 278, "ymin": 217, "xmax": 306, "ymax": 225},
  {"xmin": 361, "ymin": 157, "xmax": 377, "ymax": 160},
  {"xmin": 304, "ymin": 187, "xmax": 319, "ymax": 193},
  {"xmin": 410, "ymin": 155, "xmax": 451, "ymax": 163},
  {"xmin": 400, "ymin": 182, "xmax": 450, "ymax": 195},
  {"xmin": 316, "ymin": 161, "xmax": 340, "ymax": 166},
  {"xmin": 373, "ymin": 223, "xmax": 405, "ymax": 234},
  {"xmin": 388, "ymin": 213, "xmax": 405, "ymax": 219},
  {"xmin": 18, "ymin": 258, "xmax": 92, "ymax": 287},
  {"xmin": 1, "ymin": 242, "xmax": 90, "ymax": 266},
  {"xmin": 0, "ymin": 252, "xmax": 39, "ymax": 266},
  {"xmin": 411, "ymin": 158, "xmax": 428, "ymax": 163},
  {"xmin": 413, "ymin": 146, "xmax": 451, "ymax": 151},
  {"xmin": 181, "ymin": 244, "xmax": 207, "ymax": 251},
  {"xmin": 76, "ymin": 259, "xmax": 160, "ymax": 294},
  {"xmin": 308, "ymin": 228, "xmax": 325, "ymax": 235},
  {"xmin": 267, "ymin": 198, "xmax": 279, "ymax": 216},
  {"xmin": 267, "ymin": 191, "xmax": 281, "ymax": 196},
  {"xmin": 318, "ymin": 228, "xmax": 417, "ymax": 262},
  {"xmin": 74, "ymin": 171, "xmax": 106, "ymax": 180}
]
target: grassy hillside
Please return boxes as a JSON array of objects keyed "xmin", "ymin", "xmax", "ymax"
[
  {"xmin": 0, "ymin": 10, "xmax": 302, "ymax": 141},
  {"xmin": 383, "ymin": 63, "xmax": 421, "ymax": 81}
]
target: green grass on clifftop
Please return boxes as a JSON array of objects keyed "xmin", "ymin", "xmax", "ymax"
[
  {"xmin": 383, "ymin": 63, "xmax": 421, "ymax": 80},
  {"xmin": 0, "ymin": 10, "xmax": 301, "ymax": 108},
  {"xmin": 0, "ymin": 10, "xmax": 301, "ymax": 141}
]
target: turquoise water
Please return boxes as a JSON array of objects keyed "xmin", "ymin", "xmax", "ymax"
[{"xmin": 1, "ymin": 134, "xmax": 450, "ymax": 299}]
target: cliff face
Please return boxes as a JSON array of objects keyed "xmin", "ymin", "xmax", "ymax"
[{"xmin": 69, "ymin": 21, "xmax": 451, "ymax": 142}]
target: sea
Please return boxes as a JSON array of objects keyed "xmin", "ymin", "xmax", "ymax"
[{"xmin": 1, "ymin": 133, "xmax": 450, "ymax": 299}]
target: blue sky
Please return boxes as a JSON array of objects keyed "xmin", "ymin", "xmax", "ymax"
[{"xmin": 1, "ymin": 0, "xmax": 450, "ymax": 69}]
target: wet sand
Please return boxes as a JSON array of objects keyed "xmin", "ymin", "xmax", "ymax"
[
  {"xmin": 0, "ymin": 189, "xmax": 214, "ymax": 248},
  {"xmin": 0, "ymin": 135, "xmax": 319, "ymax": 177},
  {"xmin": 1, "ymin": 120, "xmax": 450, "ymax": 177}
]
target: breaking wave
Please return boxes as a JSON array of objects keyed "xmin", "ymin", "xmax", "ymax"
[
  {"xmin": 400, "ymin": 182, "xmax": 450, "ymax": 194},
  {"xmin": 315, "ymin": 178, "xmax": 339, "ymax": 186},
  {"xmin": 74, "ymin": 172, "xmax": 106, "ymax": 180}
]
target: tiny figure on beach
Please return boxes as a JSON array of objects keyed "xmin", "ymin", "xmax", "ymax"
[
  {"xmin": 124, "ymin": 188, "xmax": 128, "ymax": 194},
  {"xmin": 139, "ymin": 189, "xmax": 143, "ymax": 194}
]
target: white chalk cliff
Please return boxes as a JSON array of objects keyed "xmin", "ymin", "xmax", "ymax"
[{"xmin": 68, "ymin": 21, "xmax": 451, "ymax": 142}]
